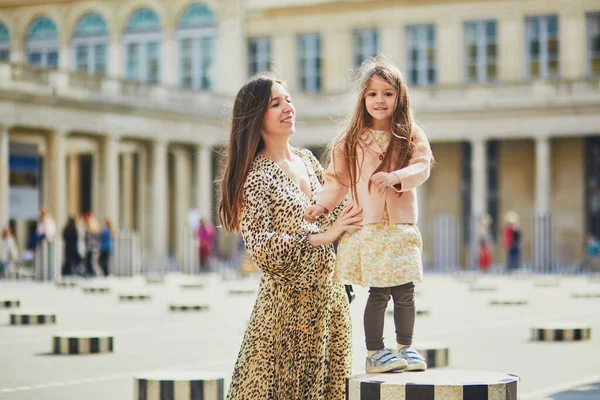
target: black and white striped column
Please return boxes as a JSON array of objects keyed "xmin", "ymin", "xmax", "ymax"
[
  {"xmin": 146, "ymin": 276, "xmax": 165, "ymax": 284},
  {"xmin": 134, "ymin": 372, "xmax": 224, "ymax": 400},
  {"xmin": 490, "ymin": 299, "xmax": 528, "ymax": 306},
  {"xmin": 169, "ymin": 304, "xmax": 209, "ymax": 312},
  {"xmin": 469, "ymin": 284, "xmax": 497, "ymax": 292},
  {"xmin": 10, "ymin": 311, "xmax": 56, "ymax": 325},
  {"xmin": 0, "ymin": 300, "xmax": 20, "ymax": 308},
  {"xmin": 82, "ymin": 287, "xmax": 111, "ymax": 294},
  {"xmin": 533, "ymin": 279, "xmax": 559, "ymax": 288},
  {"xmin": 571, "ymin": 292, "xmax": 600, "ymax": 299},
  {"xmin": 346, "ymin": 370, "xmax": 519, "ymax": 399},
  {"xmin": 53, "ymin": 332, "xmax": 114, "ymax": 354},
  {"xmin": 227, "ymin": 289, "xmax": 255, "ymax": 295},
  {"xmin": 120, "ymin": 294, "xmax": 152, "ymax": 301},
  {"xmin": 531, "ymin": 325, "xmax": 591, "ymax": 341},
  {"xmin": 180, "ymin": 283, "xmax": 205, "ymax": 290},
  {"xmin": 55, "ymin": 280, "xmax": 78, "ymax": 288}
]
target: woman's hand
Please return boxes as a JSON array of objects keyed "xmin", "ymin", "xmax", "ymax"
[
  {"xmin": 370, "ymin": 172, "xmax": 400, "ymax": 193},
  {"xmin": 309, "ymin": 205, "xmax": 362, "ymax": 247},
  {"xmin": 305, "ymin": 204, "xmax": 328, "ymax": 222}
]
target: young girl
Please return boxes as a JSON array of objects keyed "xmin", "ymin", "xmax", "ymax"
[{"xmin": 305, "ymin": 58, "xmax": 433, "ymax": 373}]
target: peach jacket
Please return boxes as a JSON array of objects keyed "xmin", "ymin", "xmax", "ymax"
[{"xmin": 315, "ymin": 127, "xmax": 432, "ymax": 225}]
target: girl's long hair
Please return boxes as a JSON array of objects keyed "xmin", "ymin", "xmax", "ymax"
[
  {"xmin": 218, "ymin": 75, "xmax": 284, "ymax": 232},
  {"xmin": 331, "ymin": 56, "xmax": 421, "ymax": 203}
]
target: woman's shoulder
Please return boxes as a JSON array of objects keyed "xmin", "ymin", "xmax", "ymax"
[{"xmin": 244, "ymin": 156, "xmax": 273, "ymax": 190}]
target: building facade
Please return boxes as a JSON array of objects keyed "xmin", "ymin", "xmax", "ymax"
[{"xmin": 0, "ymin": 0, "xmax": 598, "ymax": 269}]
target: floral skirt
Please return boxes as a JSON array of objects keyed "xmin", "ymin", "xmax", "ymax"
[{"xmin": 335, "ymin": 222, "xmax": 423, "ymax": 288}]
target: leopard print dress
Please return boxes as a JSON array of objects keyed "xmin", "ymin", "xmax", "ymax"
[{"xmin": 226, "ymin": 149, "xmax": 352, "ymax": 400}]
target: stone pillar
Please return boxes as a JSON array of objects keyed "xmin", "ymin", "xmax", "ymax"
[
  {"xmin": 59, "ymin": 45, "xmax": 71, "ymax": 71},
  {"xmin": 108, "ymin": 34, "xmax": 122, "ymax": 78},
  {"xmin": 136, "ymin": 146, "xmax": 148, "ymax": 250},
  {"xmin": 172, "ymin": 147, "xmax": 192, "ymax": 264},
  {"xmin": 48, "ymin": 130, "xmax": 67, "ymax": 230},
  {"xmin": 323, "ymin": 27, "xmax": 352, "ymax": 93},
  {"xmin": 0, "ymin": 125, "xmax": 9, "ymax": 228},
  {"xmin": 437, "ymin": 19, "xmax": 461, "ymax": 85},
  {"xmin": 102, "ymin": 136, "xmax": 120, "ymax": 227},
  {"xmin": 150, "ymin": 140, "xmax": 168, "ymax": 257},
  {"xmin": 68, "ymin": 154, "xmax": 80, "ymax": 216},
  {"xmin": 272, "ymin": 33, "xmax": 296, "ymax": 92},
  {"xmin": 561, "ymin": 9, "xmax": 586, "ymax": 79},
  {"xmin": 161, "ymin": 29, "xmax": 177, "ymax": 86},
  {"xmin": 120, "ymin": 152, "xmax": 134, "ymax": 230},
  {"xmin": 214, "ymin": 2, "xmax": 245, "ymax": 95},
  {"xmin": 498, "ymin": 14, "xmax": 525, "ymax": 81},
  {"xmin": 91, "ymin": 152, "xmax": 100, "ymax": 216},
  {"xmin": 535, "ymin": 136, "xmax": 551, "ymax": 216},
  {"xmin": 195, "ymin": 144, "xmax": 212, "ymax": 224},
  {"xmin": 380, "ymin": 23, "xmax": 402, "ymax": 68},
  {"xmin": 471, "ymin": 138, "xmax": 488, "ymax": 219}
]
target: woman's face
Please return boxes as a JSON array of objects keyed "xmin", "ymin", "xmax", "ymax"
[{"xmin": 261, "ymin": 82, "xmax": 295, "ymax": 140}]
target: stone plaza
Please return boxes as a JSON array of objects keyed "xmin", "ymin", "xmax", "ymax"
[{"xmin": 1, "ymin": 272, "xmax": 600, "ymax": 399}]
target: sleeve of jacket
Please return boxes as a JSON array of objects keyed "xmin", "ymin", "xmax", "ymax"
[
  {"xmin": 391, "ymin": 125, "xmax": 432, "ymax": 193},
  {"xmin": 314, "ymin": 140, "xmax": 350, "ymax": 212},
  {"xmin": 240, "ymin": 169, "xmax": 318, "ymax": 286}
]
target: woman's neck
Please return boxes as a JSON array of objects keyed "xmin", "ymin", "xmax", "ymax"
[
  {"xmin": 370, "ymin": 120, "xmax": 391, "ymax": 131},
  {"xmin": 261, "ymin": 139, "xmax": 293, "ymax": 163}
]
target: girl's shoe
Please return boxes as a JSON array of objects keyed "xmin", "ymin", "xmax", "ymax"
[
  {"xmin": 397, "ymin": 346, "xmax": 427, "ymax": 371},
  {"xmin": 365, "ymin": 349, "xmax": 408, "ymax": 373}
]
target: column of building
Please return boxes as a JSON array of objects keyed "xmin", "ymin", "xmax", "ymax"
[
  {"xmin": 195, "ymin": 144, "xmax": 213, "ymax": 224},
  {"xmin": 171, "ymin": 146, "xmax": 192, "ymax": 265},
  {"xmin": 534, "ymin": 136, "xmax": 552, "ymax": 272},
  {"xmin": 150, "ymin": 139, "xmax": 168, "ymax": 258},
  {"xmin": 470, "ymin": 138, "xmax": 488, "ymax": 269},
  {"xmin": 0, "ymin": 125, "xmax": 9, "ymax": 229},
  {"xmin": 101, "ymin": 135, "xmax": 120, "ymax": 227}
]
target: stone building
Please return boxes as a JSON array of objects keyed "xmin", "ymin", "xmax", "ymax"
[{"xmin": 0, "ymin": 0, "xmax": 598, "ymax": 269}]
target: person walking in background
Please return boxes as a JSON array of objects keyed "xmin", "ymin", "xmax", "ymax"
[
  {"xmin": 586, "ymin": 234, "xmax": 600, "ymax": 274},
  {"xmin": 84, "ymin": 214, "xmax": 101, "ymax": 277},
  {"xmin": 306, "ymin": 57, "xmax": 433, "ymax": 373},
  {"xmin": 1, "ymin": 226, "xmax": 19, "ymax": 278},
  {"xmin": 62, "ymin": 217, "xmax": 80, "ymax": 277},
  {"xmin": 478, "ymin": 213, "xmax": 493, "ymax": 274},
  {"xmin": 35, "ymin": 208, "xmax": 56, "ymax": 246},
  {"xmin": 197, "ymin": 217, "xmax": 215, "ymax": 272},
  {"xmin": 503, "ymin": 211, "xmax": 522, "ymax": 272},
  {"xmin": 99, "ymin": 219, "xmax": 115, "ymax": 277}
]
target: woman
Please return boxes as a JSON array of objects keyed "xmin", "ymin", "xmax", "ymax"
[
  {"xmin": 197, "ymin": 218, "xmax": 215, "ymax": 272},
  {"xmin": 219, "ymin": 75, "xmax": 362, "ymax": 399},
  {"xmin": 99, "ymin": 219, "xmax": 114, "ymax": 277},
  {"xmin": 62, "ymin": 217, "xmax": 80, "ymax": 276},
  {"xmin": 84, "ymin": 214, "xmax": 101, "ymax": 277},
  {"xmin": 1, "ymin": 226, "xmax": 19, "ymax": 278}
]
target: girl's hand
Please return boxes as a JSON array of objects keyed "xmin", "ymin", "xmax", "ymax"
[
  {"xmin": 305, "ymin": 204, "xmax": 327, "ymax": 222},
  {"xmin": 308, "ymin": 204, "xmax": 362, "ymax": 246},
  {"xmin": 370, "ymin": 172, "xmax": 400, "ymax": 193}
]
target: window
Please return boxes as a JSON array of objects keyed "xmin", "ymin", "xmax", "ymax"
[
  {"xmin": 123, "ymin": 8, "xmax": 161, "ymax": 83},
  {"xmin": 588, "ymin": 13, "xmax": 600, "ymax": 76},
  {"xmin": 72, "ymin": 13, "xmax": 109, "ymax": 76},
  {"xmin": 298, "ymin": 33, "xmax": 321, "ymax": 92},
  {"xmin": 464, "ymin": 20, "xmax": 497, "ymax": 83},
  {"xmin": 248, "ymin": 37, "xmax": 271, "ymax": 76},
  {"xmin": 26, "ymin": 17, "xmax": 59, "ymax": 68},
  {"xmin": 526, "ymin": 15, "xmax": 559, "ymax": 79},
  {"xmin": 406, "ymin": 25, "xmax": 436, "ymax": 86},
  {"xmin": 177, "ymin": 4, "xmax": 216, "ymax": 91},
  {"xmin": 353, "ymin": 28, "xmax": 378, "ymax": 68},
  {"xmin": 0, "ymin": 23, "xmax": 9, "ymax": 62}
]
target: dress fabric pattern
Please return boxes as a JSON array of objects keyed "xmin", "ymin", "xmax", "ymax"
[
  {"xmin": 226, "ymin": 149, "xmax": 352, "ymax": 400},
  {"xmin": 334, "ymin": 130, "xmax": 423, "ymax": 288}
]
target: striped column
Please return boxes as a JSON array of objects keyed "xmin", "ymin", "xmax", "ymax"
[
  {"xmin": 134, "ymin": 373, "xmax": 224, "ymax": 400},
  {"xmin": 53, "ymin": 333, "xmax": 114, "ymax": 354},
  {"xmin": 531, "ymin": 325, "xmax": 591, "ymax": 342},
  {"xmin": 10, "ymin": 312, "xmax": 56, "ymax": 325}
]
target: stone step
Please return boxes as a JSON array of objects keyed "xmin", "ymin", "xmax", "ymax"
[
  {"xmin": 134, "ymin": 372, "xmax": 224, "ymax": 400},
  {"xmin": 52, "ymin": 332, "xmax": 114, "ymax": 355},
  {"xmin": 347, "ymin": 369, "xmax": 519, "ymax": 399}
]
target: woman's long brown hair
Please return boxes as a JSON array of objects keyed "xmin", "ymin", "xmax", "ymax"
[
  {"xmin": 331, "ymin": 56, "xmax": 421, "ymax": 203},
  {"xmin": 218, "ymin": 75, "xmax": 283, "ymax": 232}
]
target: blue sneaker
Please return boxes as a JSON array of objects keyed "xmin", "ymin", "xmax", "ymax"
[
  {"xmin": 366, "ymin": 349, "xmax": 408, "ymax": 373},
  {"xmin": 398, "ymin": 346, "xmax": 427, "ymax": 371}
]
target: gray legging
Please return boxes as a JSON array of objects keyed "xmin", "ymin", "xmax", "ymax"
[{"xmin": 364, "ymin": 282, "xmax": 415, "ymax": 351}]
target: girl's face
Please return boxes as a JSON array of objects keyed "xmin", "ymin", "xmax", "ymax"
[
  {"xmin": 261, "ymin": 82, "xmax": 295, "ymax": 139},
  {"xmin": 364, "ymin": 74, "xmax": 397, "ymax": 125}
]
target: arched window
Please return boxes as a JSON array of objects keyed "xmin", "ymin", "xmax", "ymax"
[
  {"xmin": 123, "ymin": 8, "xmax": 161, "ymax": 83},
  {"xmin": 177, "ymin": 4, "xmax": 215, "ymax": 90},
  {"xmin": 72, "ymin": 12, "xmax": 109, "ymax": 76},
  {"xmin": 0, "ymin": 23, "xmax": 9, "ymax": 62},
  {"xmin": 26, "ymin": 17, "xmax": 59, "ymax": 68}
]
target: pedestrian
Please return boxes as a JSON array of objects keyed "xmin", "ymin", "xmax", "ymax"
[
  {"xmin": 62, "ymin": 216, "xmax": 80, "ymax": 276},
  {"xmin": 1, "ymin": 226, "xmax": 19, "ymax": 278},
  {"xmin": 99, "ymin": 219, "xmax": 114, "ymax": 277},
  {"xmin": 219, "ymin": 74, "xmax": 362, "ymax": 399},
  {"xmin": 305, "ymin": 57, "xmax": 433, "ymax": 373},
  {"xmin": 84, "ymin": 214, "xmax": 101, "ymax": 277},
  {"xmin": 197, "ymin": 217, "xmax": 215, "ymax": 272},
  {"xmin": 503, "ymin": 211, "xmax": 522, "ymax": 272},
  {"xmin": 478, "ymin": 213, "xmax": 493, "ymax": 274},
  {"xmin": 586, "ymin": 234, "xmax": 600, "ymax": 273}
]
